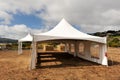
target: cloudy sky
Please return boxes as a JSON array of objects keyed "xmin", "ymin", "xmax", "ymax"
[{"xmin": 0, "ymin": 0, "xmax": 120, "ymax": 39}]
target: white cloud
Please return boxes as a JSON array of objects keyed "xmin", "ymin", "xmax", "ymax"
[
  {"xmin": 80, "ymin": 24, "xmax": 104, "ymax": 33},
  {"xmin": 102, "ymin": 9, "xmax": 120, "ymax": 24},
  {"xmin": 0, "ymin": 11, "xmax": 13, "ymax": 24},
  {"xmin": 0, "ymin": 24, "xmax": 45, "ymax": 39},
  {"xmin": 35, "ymin": 0, "xmax": 120, "ymax": 32},
  {"xmin": 0, "ymin": 0, "xmax": 44, "ymax": 14},
  {"xmin": 81, "ymin": 24, "xmax": 120, "ymax": 33},
  {"xmin": 103, "ymin": 26, "xmax": 120, "ymax": 31},
  {"xmin": 0, "ymin": 0, "xmax": 120, "ymax": 33},
  {"xmin": 0, "ymin": 0, "xmax": 44, "ymax": 24}
]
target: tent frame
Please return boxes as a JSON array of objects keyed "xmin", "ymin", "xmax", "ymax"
[
  {"xmin": 30, "ymin": 39, "xmax": 107, "ymax": 69},
  {"xmin": 29, "ymin": 18, "xmax": 108, "ymax": 69}
]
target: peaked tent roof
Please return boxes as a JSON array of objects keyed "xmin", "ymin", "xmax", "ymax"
[
  {"xmin": 19, "ymin": 33, "xmax": 33, "ymax": 42},
  {"xmin": 34, "ymin": 19, "xmax": 106, "ymax": 43}
]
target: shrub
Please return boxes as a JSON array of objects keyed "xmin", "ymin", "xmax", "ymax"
[{"xmin": 108, "ymin": 38, "xmax": 120, "ymax": 47}]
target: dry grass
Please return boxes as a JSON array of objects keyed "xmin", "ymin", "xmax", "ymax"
[{"xmin": 0, "ymin": 47, "xmax": 120, "ymax": 80}]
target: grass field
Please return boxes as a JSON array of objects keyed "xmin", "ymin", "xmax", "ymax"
[{"xmin": 0, "ymin": 47, "xmax": 120, "ymax": 80}]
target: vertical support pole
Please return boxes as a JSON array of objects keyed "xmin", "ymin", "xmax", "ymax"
[
  {"xmin": 21, "ymin": 42, "xmax": 22, "ymax": 54},
  {"xmin": 84, "ymin": 41, "xmax": 91, "ymax": 58},
  {"xmin": 36, "ymin": 43, "xmax": 38, "ymax": 53},
  {"xmin": 18, "ymin": 42, "xmax": 22, "ymax": 55},
  {"xmin": 75, "ymin": 41, "xmax": 79, "ymax": 57},
  {"xmin": 68, "ymin": 43, "xmax": 71, "ymax": 53},
  {"xmin": 30, "ymin": 36, "xmax": 37, "ymax": 70},
  {"xmin": 65, "ymin": 43, "xmax": 68, "ymax": 52},
  {"xmin": 73, "ymin": 42, "xmax": 75, "ymax": 57},
  {"xmin": 18, "ymin": 42, "xmax": 20, "ymax": 54},
  {"xmin": 100, "ymin": 44, "xmax": 108, "ymax": 65}
]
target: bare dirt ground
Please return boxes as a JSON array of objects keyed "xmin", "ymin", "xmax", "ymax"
[{"xmin": 0, "ymin": 47, "xmax": 120, "ymax": 80}]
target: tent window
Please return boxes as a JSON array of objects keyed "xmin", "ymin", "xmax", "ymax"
[
  {"xmin": 60, "ymin": 44, "xmax": 65, "ymax": 51},
  {"xmin": 79, "ymin": 43, "xmax": 84, "ymax": 55},
  {"xmin": 90, "ymin": 43, "xmax": 100, "ymax": 59},
  {"xmin": 71, "ymin": 44, "xmax": 75, "ymax": 52}
]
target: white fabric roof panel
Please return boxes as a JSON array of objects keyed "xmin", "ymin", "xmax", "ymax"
[
  {"xmin": 34, "ymin": 19, "xmax": 106, "ymax": 44},
  {"xmin": 19, "ymin": 33, "xmax": 33, "ymax": 42}
]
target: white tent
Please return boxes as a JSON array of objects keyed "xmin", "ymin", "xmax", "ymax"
[
  {"xmin": 18, "ymin": 33, "xmax": 33, "ymax": 54},
  {"xmin": 30, "ymin": 18, "xmax": 108, "ymax": 69}
]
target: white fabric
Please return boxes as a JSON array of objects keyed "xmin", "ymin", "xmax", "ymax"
[
  {"xmin": 18, "ymin": 42, "xmax": 22, "ymax": 54},
  {"xmin": 30, "ymin": 42, "xmax": 37, "ymax": 69},
  {"xmin": 19, "ymin": 33, "xmax": 33, "ymax": 42},
  {"xmin": 34, "ymin": 19, "xmax": 106, "ymax": 44},
  {"xmin": 18, "ymin": 33, "xmax": 33, "ymax": 54}
]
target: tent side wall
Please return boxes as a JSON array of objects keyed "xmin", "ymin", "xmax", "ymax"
[
  {"xmin": 29, "ymin": 39, "xmax": 108, "ymax": 70},
  {"xmin": 68, "ymin": 41, "xmax": 108, "ymax": 65}
]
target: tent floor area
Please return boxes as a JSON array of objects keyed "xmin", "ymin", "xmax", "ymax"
[
  {"xmin": 36, "ymin": 52, "xmax": 98, "ymax": 69},
  {"xmin": 0, "ymin": 48, "xmax": 120, "ymax": 80}
]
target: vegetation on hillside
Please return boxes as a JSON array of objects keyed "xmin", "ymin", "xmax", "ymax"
[
  {"xmin": 0, "ymin": 38, "xmax": 17, "ymax": 43},
  {"xmin": 107, "ymin": 36, "xmax": 120, "ymax": 47},
  {"xmin": 92, "ymin": 30, "xmax": 120, "ymax": 47}
]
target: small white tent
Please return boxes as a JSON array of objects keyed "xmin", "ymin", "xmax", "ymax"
[
  {"xmin": 30, "ymin": 18, "xmax": 108, "ymax": 69},
  {"xmin": 18, "ymin": 33, "xmax": 33, "ymax": 55}
]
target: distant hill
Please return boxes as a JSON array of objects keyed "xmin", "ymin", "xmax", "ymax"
[
  {"xmin": 92, "ymin": 30, "xmax": 120, "ymax": 47},
  {"xmin": 92, "ymin": 30, "xmax": 120, "ymax": 37},
  {"xmin": 0, "ymin": 38, "xmax": 17, "ymax": 43}
]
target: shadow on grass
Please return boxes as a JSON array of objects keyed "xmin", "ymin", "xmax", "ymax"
[
  {"xmin": 108, "ymin": 59, "xmax": 120, "ymax": 66},
  {"xmin": 36, "ymin": 52, "xmax": 100, "ymax": 69}
]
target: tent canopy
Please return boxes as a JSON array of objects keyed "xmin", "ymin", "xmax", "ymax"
[
  {"xmin": 34, "ymin": 18, "xmax": 106, "ymax": 44},
  {"xmin": 19, "ymin": 33, "xmax": 33, "ymax": 42}
]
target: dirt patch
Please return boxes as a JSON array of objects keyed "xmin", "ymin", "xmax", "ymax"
[{"xmin": 0, "ymin": 48, "xmax": 120, "ymax": 80}]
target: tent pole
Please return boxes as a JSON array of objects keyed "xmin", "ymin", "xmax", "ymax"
[
  {"xmin": 68, "ymin": 43, "xmax": 71, "ymax": 54},
  {"xmin": 21, "ymin": 42, "xmax": 22, "ymax": 54},
  {"xmin": 74, "ymin": 41, "xmax": 79, "ymax": 57},
  {"xmin": 30, "ymin": 36, "xmax": 37, "ymax": 70},
  {"xmin": 100, "ymin": 44, "xmax": 108, "ymax": 66},
  {"xmin": 65, "ymin": 43, "xmax": 68, "ymax": 52},
  {"xmin": 18, "ymin": 42, "xmax": 22, "ymax": 55},
  {"xmin": 36, "ymin": 43, "xmax": 38, "ymax": 53},
  {"xmin": 18, "ymin": 42, "xmax": 20, "ymax": 54}
]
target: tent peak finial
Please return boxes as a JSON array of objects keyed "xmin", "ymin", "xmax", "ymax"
[
  {"xmin": 61, "ymin": 18, "xmax": 66, "ymax": 21},
  {"xmin": 60, "ymin": 18, "xmax": 68, "ymax": 24}
]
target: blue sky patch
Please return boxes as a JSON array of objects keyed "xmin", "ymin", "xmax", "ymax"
[{"xmin": 10, "ymin": 13, "xmax": 45, "ymax": 29}]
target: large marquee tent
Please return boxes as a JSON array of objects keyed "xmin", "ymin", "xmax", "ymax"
[{"xmin": 30, "ymin": 19, "xmax": 108, "ymax": 69}]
